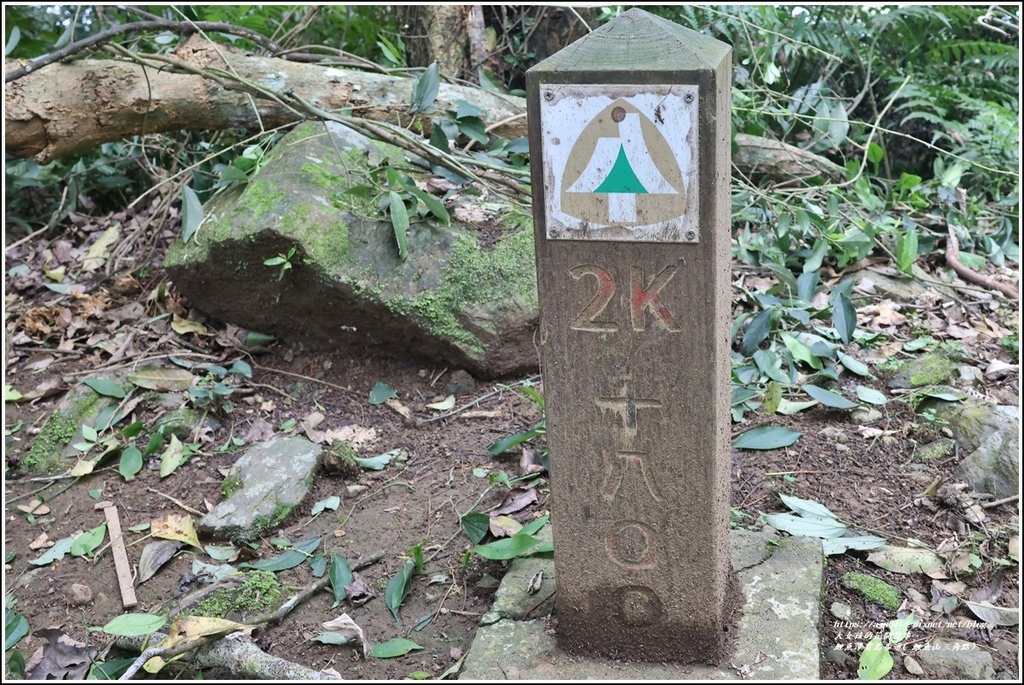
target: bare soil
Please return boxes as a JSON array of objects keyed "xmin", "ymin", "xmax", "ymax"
[{"xmin": 3, "ymin": 221, "xmax": 1019, "ymax": 680}]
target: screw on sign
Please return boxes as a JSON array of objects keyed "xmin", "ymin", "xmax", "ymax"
[{"xmin": 527, "ymin": 9, "xmax": 737, "ymax": 663}]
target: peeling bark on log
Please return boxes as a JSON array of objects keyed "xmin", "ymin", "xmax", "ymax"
[
  {"xmin": 5, "ymin": 37, "xmax": 843, "ymax": 185},
  {"xmin": 116, "ymin": 632, "xmax": 340, "ymax": 680}
]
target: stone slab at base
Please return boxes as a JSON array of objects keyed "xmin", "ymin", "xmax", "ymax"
[{"xmin": 461, "ymin": 530, "xmax": 823, "ymax": 680}]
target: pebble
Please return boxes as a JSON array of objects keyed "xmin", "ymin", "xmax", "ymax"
[
  {"xmin": 835, "ymin": 444, "xmax": 850, "ymax": 452},
  {"xmin": 851, "ymin": 407, "xmax": 883, "ymax": 425},
  {"xmin": 345, "ymin": 484, "xmax": 368, "ymax": 496},
  {"xmin": 829, "ymin": 601, "xmax": 852, "ymax": 620},
  {"xmin": 904, "ymin": 655, "xmax": 923, "ymax": 675},
  {"xmin": 820, "ymin": 426, "xmax": 848, "ymax": 442},
  {"xmin": 68, "ymin": 583, "xmax": 93, "ymax": 606}
]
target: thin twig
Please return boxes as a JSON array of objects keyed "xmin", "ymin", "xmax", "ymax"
[
  {"xmin": 251, "ymin": 364, "xmax": 351, "ymax": 396},
  {"xmin": 147, "ymin": 487, "xmax": 205, "ymax": 516},
  {"xmin": 981, "ymin": 493, "xmax": 1019, "ymax": 509},
  {"xmin": 420, "ymin": 374, "xmax": 541, "ymax": 424}
]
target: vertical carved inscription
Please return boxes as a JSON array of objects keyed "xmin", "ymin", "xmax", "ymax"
[{"xmin": 601, "ymin": 451, "xmax": 665, "ymax": 502}]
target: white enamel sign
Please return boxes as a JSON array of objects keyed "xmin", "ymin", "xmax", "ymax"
[{"xmin": 539, "ymin": 84, "xmax": 699, "ymax": 243}]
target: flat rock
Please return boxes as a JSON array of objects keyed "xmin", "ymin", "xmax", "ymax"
[
  {"xmin": 914, "ymin": 638, "xmax": 995, "ymax": 679},
  {"xmin": 200, "ymin": 436, "xmax": 321, "ymax": 542},
  {"xmin": 461, "ymin": 529, "xmax": 822, "ymax": 680},
  {"xmin": 889, "ymin": 353, "xmax": 954, "ymax": 389},
  {"xmin": 164, "ymin": 121, "xmax": 539, "ymax": 379},
  {"xmin": 928, "ymin": 399, "xmax": 1019, "ymax": 497}
]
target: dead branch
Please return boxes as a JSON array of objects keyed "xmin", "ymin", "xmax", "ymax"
[{"xmin": 946, "ymin": 224, "xmax": 1019, "ymax": 301}]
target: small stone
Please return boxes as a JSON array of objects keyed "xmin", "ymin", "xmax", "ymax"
[
  {"xmin": 820, "ymin": 426, "xmax": 848, "ymax": 442},
  {"xmin": 68, "ymin": 583, "xmax": 93, "ymax": 606},
  {"xmin": 475, "ymin": 574, "xmax": 500, "ymax": 590},
  {"xmin": 825, "ymin": 646, "xmax": 852, "ymax": 668},
  {"xmin": 445, "ymin": 370, "xmax": 476, "ymax": 397},
  {"xmin": 835, "ymin": 444, "xmax": 850, "ymax": 452},
  {"xmin": 904, "ymin": 655, "xmax": 923, "ymax": 675},
  {"xmin": 851, "ymin": 407, "xmax": 883, "ymax": 424},
  {"xmin": 984, "ymin": 359, "xmax": 1017, "ymax": 380},
  {"xmin": 957, "ymin": 365, "xmax": 984, "ymax": 385},
  {"xmin": 829, "ymin": 601, "xmax": 852, "ymax": 620},
  {"xmin": 345, "ymin": 484, "xmax": 368, "ymax": 496}
]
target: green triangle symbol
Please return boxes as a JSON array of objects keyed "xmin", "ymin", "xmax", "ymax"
[{"xmin": 594, "ymin": 145, "xmax": 648, "ymax": 194}]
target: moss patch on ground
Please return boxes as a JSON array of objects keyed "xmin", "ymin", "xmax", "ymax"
[
  {"xmin": 841, "ymin": 572, "xmax": 901, "ymax": 611},
  {"xmin": 195, "ymin": 570, "xmax": 283, "ymax": 618},
  {"xmin": 23, "ymin": 413, "xmax": 77, "ymax": 473}
]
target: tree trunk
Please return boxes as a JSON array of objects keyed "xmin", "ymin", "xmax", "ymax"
[
  {"xmin": 5, "ymin": 37, "xmax": 844, "ymax": 184},
  {"xmin": 396, "ymin": 5, "xmax": 469, "ymax": 79}
]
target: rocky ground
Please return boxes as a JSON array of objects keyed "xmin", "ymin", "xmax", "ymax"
[{"xmin": 3, "ymin": 203, "xmax": 1019, "ymax": 680}]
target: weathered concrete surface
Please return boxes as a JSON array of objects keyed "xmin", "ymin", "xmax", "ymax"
[
  {"xmin": 461, "ymin": 529, "xmax": 823, "ymax": 680},
  {"xmin": 164, "ymin": 120, "xmax": 538, "ymax": 379},
  {"xmin": 200, "ymin": 436, "xmax": 321, "ymax": 542}
]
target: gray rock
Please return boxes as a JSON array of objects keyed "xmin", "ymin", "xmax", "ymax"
[
  {"xmin": 68, "ymin": 583, "xmax": 93, "ymax": 606},
  {"xmin": 164, "ymin": 121, "xmax": 539, "ymax": 379},
  {"xmin": 829, "ymin": 601, "xmax": 852, "ymax": 620},
  {"xmin": 820, "ymin": 426, "xmax": 848, "ymax": 442},
  {"xmin": 912, "ymin": 438, "xmax": 956, "ymax": 462},
  {"xmin": 200, "ymin": 436, "xmax": 321, "ymax": 542},
  {"xmin": 915, "ymin": 638, "xmax": 995, "ymax": 679},
  {"xmin": 482, "ymin": 526, "xmax": 555, "ymax": 625},
  {"xmin": 928, "ymin": 400, "xmax": 1019, "ymax": 497},
  {"xmin": 851, "ymin": 407, "xmax": 883, "ymax": 425},
  {"xmin": 22, "ymin": 379, "xmax": 118, "ymax": 474}
]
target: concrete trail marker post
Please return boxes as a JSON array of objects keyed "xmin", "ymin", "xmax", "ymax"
[{"xmin": 527, "ymin": 9, "xmax": 736, "ymax": 663}]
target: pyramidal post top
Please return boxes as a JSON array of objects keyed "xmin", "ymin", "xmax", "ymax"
[{"xmin": 528, "ymin": 7, "xmax": 730, "ymax": 75}]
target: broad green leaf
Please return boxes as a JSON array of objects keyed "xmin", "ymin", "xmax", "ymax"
[
  {"xmin": 371, "ymin": 637, "xmax": 423, "ymax": 659},
  {"xmin": 159, "ymin": 435, "xmax": 184, "ymax": 478},
  {"xmin": 313, "ymin": 631, "xmax": 354, "ymax": 645},
  {"xmin": 328, "ymin": 555, "xmax": 354, "ymax": 607},
  {"xmin": 368, "ymin": 381, "xmax": 398, "ymax": 405},
  {"xmin": 29, "ymin": 536, "xmax": 75, "ymax": 565},
  {"xmin": 354, "ymin": 448, "xmax": 403, "ymax": 470},
  {"xmin": 781, "ymin": 331, "xmax": 822, "ymax": 370},
  {"xmin": 311, "ymin": 496, "xmax": 341, "ymax": 516},
  {"xmin": 96, "ymin": 612, "xmax": 166, "ymax": 637},
  {"xmin": 796, "ymin": 270, "xmax": 820, "ymax": 300},
  {"xmin": 822, "ymin": 536, "xmax": 888, "ymax": 556},
  {"xmin": 309, "ymin": 554, "xmax": 328, "ymax": 578},
  {"xmin": 127, "ymin": 367, "xmax": 195, "ymax": 392},
  {"xmin": 888, "ymin": 614, "xmax": 914, "ymax": 643},
  {"xmin": 897, "ymin": 228, "xmax": 918, "ymax": 274},
  {"xmin": 388, "ymin": 191, "xmax": 409, "ymax": 260},
  {"xmin": 741, "ymin": 309, "xmax": 773, "ymax": 355},
  {"xmin": 857, "ymin": 638, "xmax": 893, "ymax": 680},
  {"xmin": 867, "ymin": 142, "xmax": 885, "ymax": 166},
  {"xmin": 83, "ymin": 377, "xmax": 126, "ymax": 398},
  {"xmin": 5, "ymin": 384, "xmax": 22, "ymax": 402},
  {"xmin": 520, "ymin": 514, "xmax": 550, "ymax": 536},
  {"xmin": 5, "ymin": 609, "xmax": 29, "ymax": 651},
  {"xmin": 407, "ymin": 186, "xmax": 450, "ymax": 225},
  {"xmin": 460, "ymin": 512, "xmax": 490, "ymax": 544},
  {"xmin": 410, "ymin": 62, "xmax": 440, "ymax": 113},
  {"xmin": 827, "ymin": 101, "xmax": 849, "ymax": 147},
  {"xmin": 385, "ymin": 560, "xmax": 416, "ymax": 622},
  {"xmin": 855, "ymin": 386, "xmax": 888, "ymax": 405},
  {"xmin": 753, "ymin": 348, "xmax": 790, "ymax": 384},
  {"xmin": 803, "ymin": 384, "xmax": 859, "ymax": 409},
  {"xmin": 763, "ymin": 512, "xmax": 848, "ymax": 539},
  {"xmin": 228, "ymin": 359, "xmax": 252, "ymax": 378},
  {"xmin": 471, "ymin": 533, "xmax": 541, "ymax": 561},
  {"xmin": 866, "ymin": 546, "xmax": 944, "ymax": 574},
  {"xmin": 240, "ymin": 537, "xmax": 321, "ymax": 572},
  {"xmin": 780, "ymin": 493, "xmax": 839, "ymax": 520},
  {"xmin": 87, "ymin": 658, "xmax": 137, "ymax": 680},
  {"xmin": 5, "ymin": 25, "xmax": 21, "ymax": 56},
  {"xmin": 119, "ymin": 446, "xmax": 143, "ymax": 480},
  {"xmin": 181, "ymin": 185, "xmax": 203, "ymax": 242},
  {"xmin": 776, "ymin": 399, "xmax": 818, "ymax": 415},
  {"xmin": 837, "ymin": 351, "xmax": 872, "ymax": 377},
  {"xmin": 831, "ymin": 292, "xmax": 856, "ymax": 344},
  {"xmin": 733, "ymin": 426, "xmax": 802, "ymax": 450},
  {"xmin": 71, "ymin": 523, "xmax": 107, "ymax": 557},
  {"xmin": 204, "ymin": 545, "xmax": 238, "ymax": 561},
  {"xmin": 915, "ymin": 389, "xmax": 963, "ymax": 402}
]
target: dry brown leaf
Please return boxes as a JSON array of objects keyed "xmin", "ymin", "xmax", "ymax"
[
  {"xmin": 28, "ymin": 533, "xmax": 53, "ymax": 550},
  {"xmin": 18, "ymin": 499, "xmax": 51, "ymax": 516},
  {"xmin": 325, "ymin": 425, "xmax": 377, "ymax": 447},
  {"xmin": 491, "ymin": 487, "xmax": 538, "ymax": 516},
  {"xmin": 384, "ymin": 397, "xmax": 413, "ymax": 419}
]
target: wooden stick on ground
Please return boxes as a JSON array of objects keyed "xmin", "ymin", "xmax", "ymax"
[{"xmin": 95, "ymin": 501, "xmax": 138, "ymax": 608}]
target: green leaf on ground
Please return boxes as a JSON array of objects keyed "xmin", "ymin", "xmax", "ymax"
[
  {"xmin": 857, "ymin": 637, "xmax": 893, "ymax": 680},
  {"xmin": 311, "ymin": 496, "xmax": 341, "ymax": 516},
  {"xmin": 831, "ymin": 292, "xmax": 857, "ymax": 344},
  {"xmin": 385, "ymin": 560, "xmax": 416, "ymax": 622},
  {"xmin": 70, "ymin": 523, "xmax": 107, "ymax": 558},
  {"xmin": 328, "ymin": 556, "xmax": 354, "ymax": 608},
  {"xmin": 94, "ymin": 612, "xmax": 166, "ymax": 637},
  {"xmin": 888, "ymin": 614, "xmax": 915, "ymax": 643},
  {"xmin": 460, "ymin": 512, "xmax": 490, "ymax": 544},
  {"xmin": 764, "ymin": 512, "xmax": 848, "ymax": 539},
  {"xmin": 29, "ymin": 536, "xmax": 75, "ymax": 566},
  {"xmin": 471, "ymin": 532, "xmax": 541, "ymax": 560},
  {"xmin": 239, "ymin": 537, "xmax": 321, "ymax": 572},
  {"xmin": 5, "ymin": 385, "xmax": 22, "ymax": 402},
  {"xmin": 5, "ymin": 609, "xmax": 29, "ymax": 651},
  {"xmin": 119, "ymin": 446, "xmax": 143, "ymax": 480},
  {"xmin": 734, "ymin": 426, "xmax": 802, "ymax": 450},
  {"xmin": 368, "ymin": 382, "xmax": 398, "ymax": 405},
  {"xmin": 370, "ymin": 637, "xmax": 423, "ymax": 659},
  {"xmin": 83, "ymin": 377, "xmax": 126, "ymax": 398},
  {"xmin": 855, "ymin": 386, "xmax": 888, "ymax": 405},
  {"xmin": 822, "ymin": 536, "xmax": 888, "ymax": 556},
  {"xmin": 803, "ymin": 385, "xmax": 859, "ymax": 409},
  {"xmin": 159, "ymin": 435, "xmax": 185, "ymax": 478},
  {"xmin": 354, "ymin": 449, "xmax": 403, "ymax": 470},
  {"xmin": 127, "ymin": 367, "xmax": 195, "ymax": 392}
]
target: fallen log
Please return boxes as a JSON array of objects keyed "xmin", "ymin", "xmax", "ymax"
[{"xmin": 6, "ymin": 37, "xmax": 841, "ymax": 185}]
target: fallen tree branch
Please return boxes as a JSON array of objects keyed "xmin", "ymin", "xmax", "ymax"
[{"xmin": 946, "ymin": 224, "xmax": 1019, "ymax": 301}]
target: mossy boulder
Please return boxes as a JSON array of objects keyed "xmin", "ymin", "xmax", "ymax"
[
  {"xmin": 22, "ymin": 379, "xmax": 119, "ymax": 474},
  {"xmin": 164, "ymin": 121, "xmax": 538, "ymax": 378},
  {"xmin": 888, "ymin": 353, "xmax": 954, "ymax": 389},
  {"xmin": 925, "ymin": 398, "xmax": 1019, "ymax": 498}
]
